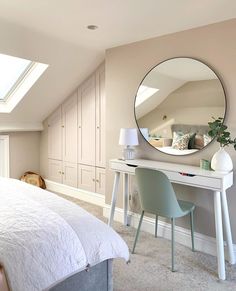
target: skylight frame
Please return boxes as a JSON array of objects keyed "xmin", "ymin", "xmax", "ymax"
[
  {"xmin": 0, "ymin": 61, "xmax": 35, "ymax": 103},
  {"xmin": 0, "ymin": 56, "xmax": 48, "ymax": 113}
]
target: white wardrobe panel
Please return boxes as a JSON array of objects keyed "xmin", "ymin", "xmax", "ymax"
[
  {"xmin": 48, "ymin": 159, "xmax": 62, "ymax": 183},
  {"xmin": 78, "ymin": 164, "xmax": 95, "ymax": 192},
  {"xmin": 78, "ymin": 76, "xmax": 96, "ymax": 166},
  {"xmin": 62, "ymin": 92, "xmax": 78, "ymax": 163},
  {"xmin": 63, "ymin": 162, "xmax": 77, "ymax": 187},
  {"xmin": 95, "ymin": 167, "xmax": 106, "ymax": 195},
  {"xmin": 96, "ymin": 64, "xmax": 106, "ymax": 168},
  {"xmin": 48, "ymin": 107, "xmax": 62, "ymax": 160}
]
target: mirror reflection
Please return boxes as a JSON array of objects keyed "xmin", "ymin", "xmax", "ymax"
[{"xmin": 135, "ymin": 57, "xmax": 226, "ymax": 155}]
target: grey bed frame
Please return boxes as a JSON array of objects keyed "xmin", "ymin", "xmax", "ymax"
[{"xmin": 48, "ymin": 259, "xmax": 113, "ymax": 291}]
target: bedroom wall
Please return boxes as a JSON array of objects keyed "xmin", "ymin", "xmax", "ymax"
[
  {"xmin": 105, "ymin": 18, "xmax": 236, "ymax": 240},
  {"xmin": 7, "ymin": 132, "xmax": 40, "ymax": 179}
]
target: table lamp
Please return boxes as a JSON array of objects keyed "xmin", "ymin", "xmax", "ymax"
[{"xmin": 119, "ymin": 128, "xmax": 139, "ymax": 160}]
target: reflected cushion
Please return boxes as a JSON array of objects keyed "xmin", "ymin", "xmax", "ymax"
[{"xmin": 172, "ymin": 132, "xmax": 191, "ymax": 150}]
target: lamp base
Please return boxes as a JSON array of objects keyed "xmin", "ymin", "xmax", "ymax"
[{"xmin": 122, "ymin": 147, "xmax": 135, "ymax": 160}]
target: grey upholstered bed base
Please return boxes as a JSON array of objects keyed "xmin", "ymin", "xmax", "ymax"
[{"xmin": 48, "ymin": 259, "xmax": 113, "ymax": 291}]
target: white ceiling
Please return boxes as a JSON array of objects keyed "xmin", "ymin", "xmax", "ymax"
[{"xmin": 0, "ymin": 0, "xmax": 235, "ymax": 130}]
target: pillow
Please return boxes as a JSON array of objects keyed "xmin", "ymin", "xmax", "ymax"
[
  {"xmin": 188, "ymin": 133, "xmax": 196, "ymax": 149},
  {"xmin": 193, "ymin": 134, "xmax": 204, "ymax": 149},
  {"xmin": 203, "ymin": 134, "xmax": 212, "ymax": 146},
  {"xmin": 172, "ymin": 132, "xmax": 191, "ymax": 150}
]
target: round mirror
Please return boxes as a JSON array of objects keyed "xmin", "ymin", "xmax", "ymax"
[{"xmin": 134, "ymin": 57, "xmax": 226, "ymax": 155}]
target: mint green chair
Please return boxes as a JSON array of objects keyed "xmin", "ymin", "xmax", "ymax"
[{"xmin": 132, "ymin": 168, "xmax": 195, "ymax": 272}]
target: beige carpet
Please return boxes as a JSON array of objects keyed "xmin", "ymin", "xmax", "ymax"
[{"xmin": 58, "ymin": 193, "xmax": 236, "ymax": 291}]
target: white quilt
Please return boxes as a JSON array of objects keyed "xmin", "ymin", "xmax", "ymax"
[{"xmin": 0, "ymin": 178, "xmax": 129, "ymax": 291}]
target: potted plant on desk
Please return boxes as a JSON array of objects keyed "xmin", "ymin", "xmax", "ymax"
[{"xmin": 208, "ymin": 117, "xmax": 236, "ymax": 173}]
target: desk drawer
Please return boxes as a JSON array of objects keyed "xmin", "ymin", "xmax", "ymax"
[{"xmin": 162, "ymin": 170, "xmax": 221, "ymax": 190}]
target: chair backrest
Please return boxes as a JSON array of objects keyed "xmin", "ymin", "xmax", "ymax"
[{"xmin": 135, "ymin": 167, "xmax": 183, "ymax": 218}]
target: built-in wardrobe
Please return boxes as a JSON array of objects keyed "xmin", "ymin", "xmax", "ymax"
[{"xmin": 47, "ymin": 63, "xmax": 106, "ymax": 195}]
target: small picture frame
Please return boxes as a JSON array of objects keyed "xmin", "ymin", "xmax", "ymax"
[{"xmin": 200, "ymin": 159, "xmax": 211, "ymax": 170}]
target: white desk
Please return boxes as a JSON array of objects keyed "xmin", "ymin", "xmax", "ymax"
[{"xmin": 108, "ymin": 158, "xmax": 235, "ymax": 280}]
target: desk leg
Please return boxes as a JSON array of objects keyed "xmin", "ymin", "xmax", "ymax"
[
  {"xmin": 221, "ymin": 190, "xmax": 235, "ymax": 264},
  {"xmin": 123, "ymin": 173, "xmax": 129, "ymax": 226},
  {"xmin": 108, "ymin": 172, "xmax": 120, "ymax": 227},
  {"xmin": 214, "ymin": 191, "xmax": 225, "ymax": 280}
]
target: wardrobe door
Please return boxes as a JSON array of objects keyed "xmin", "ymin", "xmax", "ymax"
[
  {"xmin": 62, "ymin": 92, "xmax": 78, "ymax": 163},
  {"xmin": 78, "ymin": 76, "xmax": 96, "ymax": 166},
  {"xmin": 48, "ymin": 159, "xmax": 62, "ymax": 183},
  {"xmin": 78, "ymin": 164, "xmax": 95, "ymax": 192},
  {"xmin": 95, "ymin": 64, "xmax": 106, "ymax": 168},
  {"xmin": 95, "ymin": 167, "xmax": 106, "ymax": 195},
  {"xmin": 63, "ymin": 162, "xmax": 77, "ymax": 187},
  {"xmin": 48, "ymin": 107, "xmax": 62, "ymax": 160}
]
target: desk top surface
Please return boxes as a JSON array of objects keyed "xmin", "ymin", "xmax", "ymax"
[{"xmin": 110, "ymin": 158, "xmax": 233, "ymax": 179}]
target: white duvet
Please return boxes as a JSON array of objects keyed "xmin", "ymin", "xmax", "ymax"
[{"xmin": 0, "ymin": 177, "xmax": 129, "ymax": 291}]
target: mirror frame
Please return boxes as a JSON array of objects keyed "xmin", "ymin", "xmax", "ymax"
[{"xmin": 134, "ymin": 57, "xmax": 227, "ymax": 155}]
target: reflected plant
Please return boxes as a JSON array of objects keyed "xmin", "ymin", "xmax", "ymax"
[{"xmin": 208, "ymin": 117, "xmax": 236, "ymax": 149}]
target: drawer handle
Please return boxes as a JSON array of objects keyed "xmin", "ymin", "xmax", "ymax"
[
  {"xmin": 179, "ymin": 172, "xmax": 196, "ymax": 177},
  {"xmin": 126, "ymin": 164, "xmax": 138, "ymax": 168}
]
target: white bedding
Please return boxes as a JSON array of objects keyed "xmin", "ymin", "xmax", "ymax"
[
  {"xmin": 0, "ymin": 178, "xmax": 129, "ymax": 291},
  {"xmin": 157, "ymin": 146, "xmax": 198, "ymax": 155}
]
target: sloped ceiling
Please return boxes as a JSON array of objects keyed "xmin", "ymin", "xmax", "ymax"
[{"xmin": 0, "ymin": 0, "xmax": 235, "ymax": 130}]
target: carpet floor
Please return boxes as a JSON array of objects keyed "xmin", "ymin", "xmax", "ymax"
[{"xmin": 57, "ymin": 193, "xmax": 236, "ymax": 291}]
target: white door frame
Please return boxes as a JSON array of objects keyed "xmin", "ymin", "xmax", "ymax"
[{"xmin": 0, "ymin": 135, "xmax": 9, "ymax": 178}]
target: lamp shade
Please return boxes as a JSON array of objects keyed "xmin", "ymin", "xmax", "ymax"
[{"xmin": 119, "ymin": 128, "xmax": 139, "ymax": 146}]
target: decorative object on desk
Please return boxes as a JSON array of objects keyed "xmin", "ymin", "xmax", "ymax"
[
  {"xmin": 200, "ymin": 159, "xmax": 211, "ymax": 170},
  {"xmin": 119, "ymin": 128, "xmax": 139, "ymax": 160},
  {"xmin": 208, "ymin": 117, "xmax": 235, "ymax": 173}
]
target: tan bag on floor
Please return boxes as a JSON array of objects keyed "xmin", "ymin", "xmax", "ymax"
[
  {"xmin": 20, "ymin": 171, "xmax": 46, "ymax": 189},
  {"xmin": 0, "ymin": 265, "xmax": 10, "ymax": 291}
]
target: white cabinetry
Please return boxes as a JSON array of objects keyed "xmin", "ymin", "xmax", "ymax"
[
  {"xmin": 78, "ymin": 165, "xmax": 106, "ymax": 194},
  {"xmin": 48, "ymin": 92, "xmax": 78, "ymax": 187},
  {"xmin": 48, "ymin": 107, "xmax": 62, "ymax": 160},
  {"xmin": 47, "ymin": 63, "xmax": 106, "ymax": 195},
  {"xmin": 62, "ymin": 92, "xmax": 78, "ymax": 163},
  {"xmin": 96, "ymin": 65, "xmax": 106, "ymax": 168},
  {"xmin": 78, "ymin": 76, "xmax": 96, "ymax": 166}
]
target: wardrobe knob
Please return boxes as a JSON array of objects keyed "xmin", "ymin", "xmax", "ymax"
[
  {"xmin": 92, "ymin": 178, "xmax": 95, "ymax": 182},
  {"xmin": 96, "ymin": 179, "xmax": 99, "ymax": 182}
]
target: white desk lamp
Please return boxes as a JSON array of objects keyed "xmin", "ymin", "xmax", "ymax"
[{"xmin": 119, "ymin": 128, "xmax": 139, "ymax": 160}]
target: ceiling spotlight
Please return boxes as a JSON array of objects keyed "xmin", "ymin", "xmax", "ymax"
[{"xmin": 87, "ymin": 25, "xmax": 98, "ymax": 30}]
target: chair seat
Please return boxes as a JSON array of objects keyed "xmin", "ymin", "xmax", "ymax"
[{"xmin": 178, "ymin": 200, "xmax": 195, "ymax": 216}]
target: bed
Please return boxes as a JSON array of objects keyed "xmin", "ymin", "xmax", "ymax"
[
  {"xmin": 156, "ymin": 124, "xmax": 210, "ymax": 155},
  {"xmin": 0, "ymin": 177, "xmax": 129, "ymax": 291}
]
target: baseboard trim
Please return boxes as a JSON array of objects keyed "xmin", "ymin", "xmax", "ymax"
[
  {"xmin": 45, "ymin": 179, "xmax": 105, "ymax": 207},
  {"xmin": 103, "ymin": 204, "xmax": 236, "ymax": 261}
]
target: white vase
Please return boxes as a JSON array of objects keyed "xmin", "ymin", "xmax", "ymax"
[{"xmin": 211, "ymin": 147, "xmax": 233, "ymax": 173}]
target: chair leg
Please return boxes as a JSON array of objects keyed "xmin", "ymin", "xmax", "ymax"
[
  {"xmin": 190, "ymin": 210, "xmax": 195, "ymax": 252},
  {"xmin": 171, "ymin": 217, "xmax": 175, "ymax": 272},
  {"xmin": 132, "ymin": 210, "xmax": 144, "ymax": 254},
  {"xmin": 155, "ymin": 215, "xmax": 158, "ymax": 238}
]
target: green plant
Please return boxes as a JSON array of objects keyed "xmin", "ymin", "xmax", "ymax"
[{"xmin": 208, "ymin": 117, "xmax": 236, "ymax": 149}]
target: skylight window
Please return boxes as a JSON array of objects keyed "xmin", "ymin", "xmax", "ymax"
[
  {"xmin": 0, "ymin": 53, "xmax": 48, "ymax": 113},
  {"xmin": 135, "ymin": 85, "xmax": 159, "ymax": 107}
]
